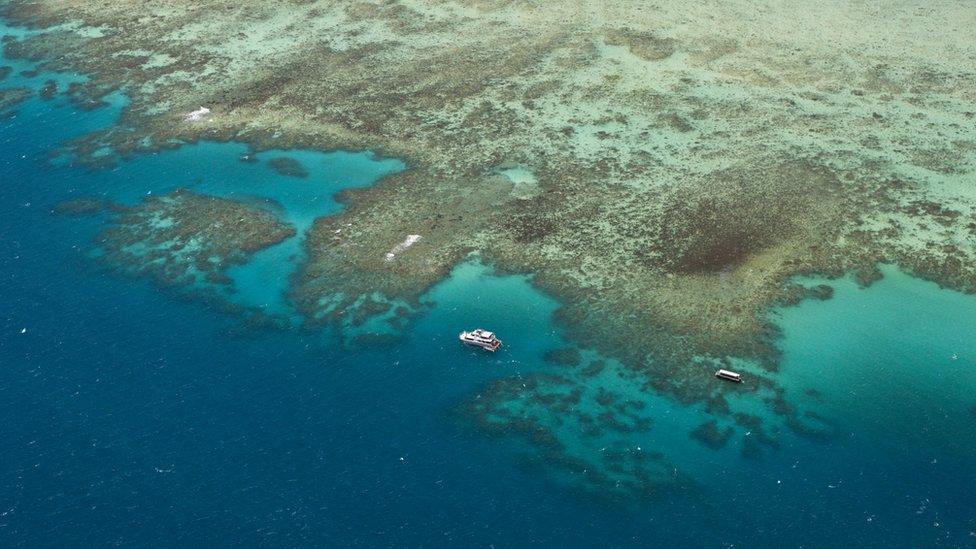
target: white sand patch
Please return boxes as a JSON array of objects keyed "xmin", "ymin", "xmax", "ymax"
[
  {"xmin": 183, "ymin": 106, "xmax": 211, "ymax": 122},
  {"xmin": 498, "ymin": 165, "xmax": 541, "ymax": 200},
  {"xmin": 385, "ymin": 234, "xmax": 421, "ymax": 261}
]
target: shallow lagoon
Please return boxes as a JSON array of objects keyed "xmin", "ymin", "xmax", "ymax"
[{"xmin": 2, "ymin": 22, "xmax": 976, "ymax": 548}]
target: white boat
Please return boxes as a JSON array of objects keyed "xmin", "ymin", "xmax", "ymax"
[
  {"xmin": 459, "ymin": 328, "xmax": 502, "ymax": 352},
  {"xmin": 715, "ymin": 369, "xmax": 742, "ymax": 383}
]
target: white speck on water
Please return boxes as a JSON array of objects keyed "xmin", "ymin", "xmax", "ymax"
[{"xmin": 20, "ymin": 328, "xmax": 27, "ymax": 334}]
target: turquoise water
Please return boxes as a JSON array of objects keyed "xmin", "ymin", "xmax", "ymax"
[
  {"xmin": 60, "ymin": 139, "xmax": 403, "ymax": 316},
  {"xmin": 780, "ymin": 266, "xmax": 976, "ymax": 452},
  {"xmin": 3, "ymin": 23, "xmax": 976, "ymax": 547}
]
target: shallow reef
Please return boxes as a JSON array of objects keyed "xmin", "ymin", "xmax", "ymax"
[
  {"xmin": 267, "ymin": 156, "xmax": 308, "ymax": 178},
  {"xmin": 460, "ymin": 358, "xmax": 683, "ymax": 496},
  {"xmin": 38, "ymin": 77, "xmax": 56, "ymax": 99},
  {"xmin": 689, "ymin": 420, "xmax": 733, "ymax": 450},
  {"xmin": 5, "ymin": 0, "xmax": 976, "ymax": 496},
  {"xmin": 53, "ymin": 196, "xmax": 107, "ymax": 216},
  {"xmin": 96, "ymin": 189, "xmax": 295, "ymax": 289},
  {"xmin": 0, "ymin": 85, "xmax": 30, "ymax": 115}
]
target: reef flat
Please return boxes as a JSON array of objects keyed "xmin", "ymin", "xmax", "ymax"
[{"xmin": 4, "ymin": 0, "xmax": 976, "ymax": 492}]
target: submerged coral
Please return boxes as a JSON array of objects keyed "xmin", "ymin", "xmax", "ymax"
[
  {"xmin": 267, "ymin": 157, "xmax": 309, "ymax": 178},
  {"xmin": 462, "ymin": 364, "xmax": 674, "ymax": 496},
  {"xmin": 38, "ymin": 77, "xmax": 56, "ymax": 99},
  {"xmin": 689, "ymin": 420, "xmax": 733, "ymax": 450},
  {"xmin": 0, "ymin": 85, "xmax": 30, "ymax": 115},
  {"xmin": 53, "ymin": 196, "xmax": 106, "ymax": 216},
  {"xmin": 96, "ymin": 189, "xmax": 295, "ymax": 288}
]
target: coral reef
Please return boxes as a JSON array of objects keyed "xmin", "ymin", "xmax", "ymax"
[
  {"xmin": 690, "ymin": 420, "xmax": 733, "ymax": 450},
  {"xmin": 461, "ymin": 360, "xmax": 680, "ymax": 496},
  {"xmin": 267, "ymin": 156, "xmax": 308, "ymax": 178},
  {"xmin": 53, "ymin": 197, "xmax": 106, "ymax": 216},
  {"xmin": 96, "ymin": 189, "xmax": 295, "ymax": 288},
  {"xmin": 38, "ymin": 77, "xmax": 56, "ymax": 99},
  {"xmin": 0, "ymin": 85, "xmax": 30, "ymax": 115},
  {"xmin": 543, "ymin": 347, "xmax": 582, "ymax": 367},
  {"xmin": 4, "ymin": 0, "xmax": 975, "ymax": 494}
]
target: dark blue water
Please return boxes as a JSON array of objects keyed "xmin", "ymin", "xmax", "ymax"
[{"xmin": 3, "ymin": 24, "xmax": 976, "ymax": 548}]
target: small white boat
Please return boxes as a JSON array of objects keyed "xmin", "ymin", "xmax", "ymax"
[
  {"xmin": 459, "ymin": 328, "xmax": 502, "ymax": 352},
  {"xmin": 715, "ymin": 369, "xmax": 742, "ymax": 383}
]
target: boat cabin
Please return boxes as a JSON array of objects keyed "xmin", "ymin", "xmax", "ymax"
[{"xmin": 715, "ymin": 369, "xmax": 742, "ymax": 383}]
